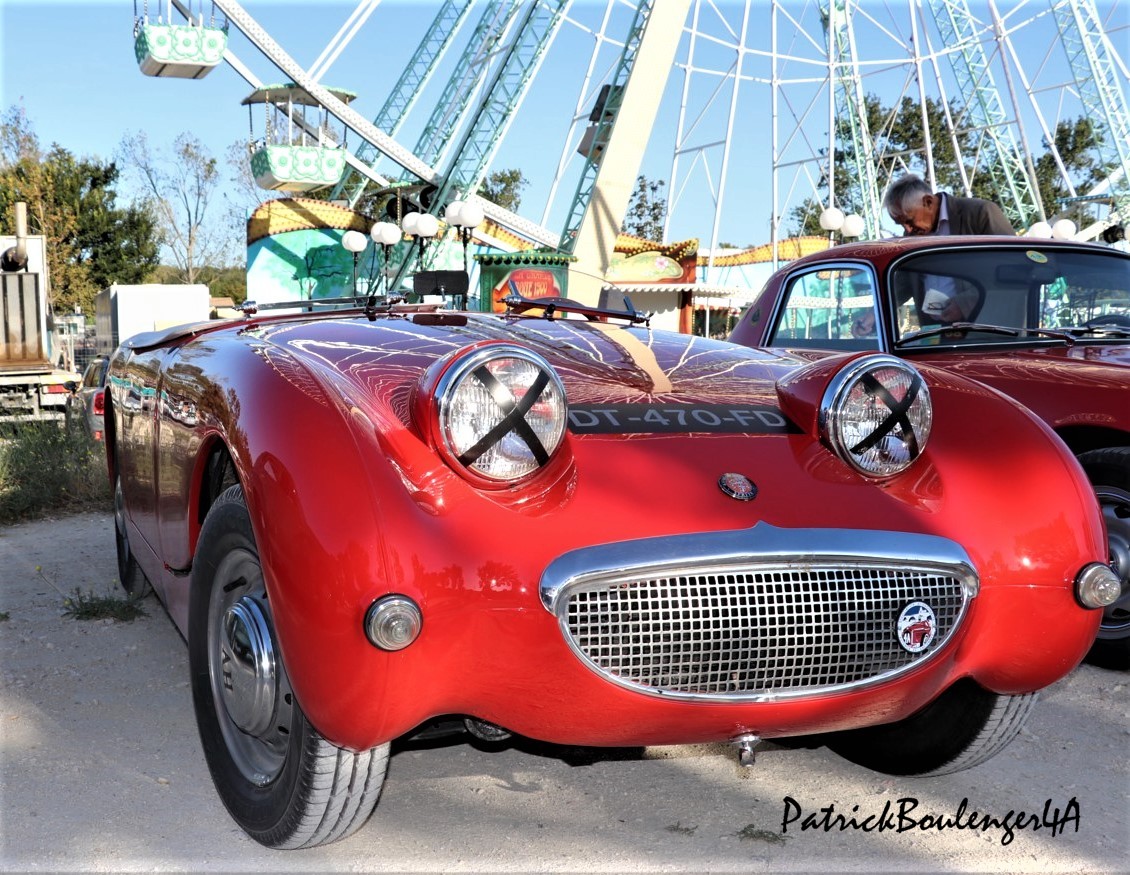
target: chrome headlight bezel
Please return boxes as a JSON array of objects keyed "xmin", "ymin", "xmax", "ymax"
[
  {"xmin": 431, "ymin": 344, "xmax": 568, "ymax": 486},
  {"xmin": 819, "ymin": 355, "xmax": 932, "ymax": 479}
]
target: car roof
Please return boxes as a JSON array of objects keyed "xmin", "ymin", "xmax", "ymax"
[{"xmin": 786, "ymin": 235, "xmax": 1126, "ymax": 273}]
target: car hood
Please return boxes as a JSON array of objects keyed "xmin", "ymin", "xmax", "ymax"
[
  {"xmin": 248, "ymin": 312, "xmax": 808, "ymax": 412},
  {"xmin": 906, "ymin": 341, "xmax": 1130, "ymax": 389}
]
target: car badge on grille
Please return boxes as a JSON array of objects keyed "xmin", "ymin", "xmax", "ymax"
[
  {"xmin": 896, "ymin": 601, "xmax": 937, "ymax": 653},
  {"xmin": 718, "ymin": 472, "xmax": 757, "ymax": 501}
]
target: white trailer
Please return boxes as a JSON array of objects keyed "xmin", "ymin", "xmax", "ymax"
[{"xmin": 95, "ymin": 284, "xmax": 211, "ymax": 357}]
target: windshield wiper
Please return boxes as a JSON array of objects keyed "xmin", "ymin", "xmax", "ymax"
[
  {"xmin": 1068, "ymin": 324, "xmax": 1130, "ymax": 339},
  {"xmin": 501, "ymin": 289, "xmax": 652, "ymax": 325},
  {"xmin": 894, "ymin": 322, "xmax": 1076, "ymax": 347}
]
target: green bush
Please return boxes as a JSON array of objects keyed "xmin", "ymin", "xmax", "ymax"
[{"xmin": 0, "ymin": 422, "xmax": 111, "ymax": 522}]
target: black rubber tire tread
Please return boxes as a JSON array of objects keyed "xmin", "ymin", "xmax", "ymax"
[
  {"xmin": 189, "ymin": 484, "xmax": 389, "ymax": 848},
  {"xmin": 825, "ymin": 680, "xmax": 1037, "ymax": 776},
  {"xmin": 1077, "ymin": 447, "xmax": 1130, "ymax": 671},
  {"xmin": 113, "ymin": 474, "xmax": 150, "ymax": 597}
]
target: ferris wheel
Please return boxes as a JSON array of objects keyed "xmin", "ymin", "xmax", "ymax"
[{"xmin": 137, "ymin": 0, "xmax": 1129, "ymax": 295}]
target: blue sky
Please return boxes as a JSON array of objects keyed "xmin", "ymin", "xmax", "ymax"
[
  {"xmin": 2, "ymin": 1, "xmax": 1128, "ymax": 250},
  {"xmin": 0, "ymin": 2, "xmax": 392, "ymax": 176}
]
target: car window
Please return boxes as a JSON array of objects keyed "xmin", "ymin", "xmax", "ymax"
[
  {"xmin": 1037, "ymin": 253, "xmax": 1130, "ymax": 329},
  {"xmin": 82, "ymin": 358, "xmax": 108, "ymax": 389},
  {"xmin": 769, "ymin": 267, "xmax": 879, "ymax": 350},
  {"xmin": 892, "ymin": 247, "xmax": 1130, "ymax": 345}
]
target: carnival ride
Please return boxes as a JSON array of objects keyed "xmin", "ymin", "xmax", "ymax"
[{"xmin": 133, "ymin": 0, "xmax": 1129, "ymax": 300}]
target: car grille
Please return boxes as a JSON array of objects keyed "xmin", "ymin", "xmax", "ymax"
[{"xmin": 555, "ymin": 562, "xmax": 970, "ymax": 700}]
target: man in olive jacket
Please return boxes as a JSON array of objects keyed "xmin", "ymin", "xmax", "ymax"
[{"xmin": 883, "ymin": 173, "xmax": 1015, "ymax": 237}]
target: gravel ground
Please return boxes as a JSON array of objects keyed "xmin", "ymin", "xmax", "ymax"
[{"xmin": 1, "ymin": 511, "xmax": 1127, "ymax": 873}]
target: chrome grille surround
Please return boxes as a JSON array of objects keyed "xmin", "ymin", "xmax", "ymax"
[{"xmin": 540, "ymin": 523, "xmax": 978, "ymax": 702}]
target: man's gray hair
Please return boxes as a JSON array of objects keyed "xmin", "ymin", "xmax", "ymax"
[{"xmin": 883, "ymin": 174, "xmax": 932, "ymax": 214}]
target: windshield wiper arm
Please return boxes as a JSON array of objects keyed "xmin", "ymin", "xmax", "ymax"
[
  {"xmin": 1069, "ymin": 325, "xmax": 1130, "ymax": 338},
  {"xmin": 895, "ymin": 322, "xmax": 1076, "ymax": 347}
]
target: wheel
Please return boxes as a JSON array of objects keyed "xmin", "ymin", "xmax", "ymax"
[
  {"xmin": 189, "ymin": 485, "xmax": 389, "ymax": 848},
  {"xmin": 1077, "ymin": 447, "xmax": 1130, "ymax": 670},
  {"xmin": 113, "ymin": 474, "xmax": 150, "ymax": 597},
  {"xmin": 824, "ymin": 680, "xmax": 1038, "ymax": 776}
]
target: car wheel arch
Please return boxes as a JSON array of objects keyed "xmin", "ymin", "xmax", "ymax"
[{"xmin": 1055, "ymin": 426, "xmax": 1130, "ymax": 458}]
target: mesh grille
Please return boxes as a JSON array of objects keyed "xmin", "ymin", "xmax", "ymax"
[{"xmin": 561, "ymin": 565, "xmax": 968, "ymax": 698}]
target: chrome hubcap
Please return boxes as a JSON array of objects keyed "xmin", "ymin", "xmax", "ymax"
[
  {"xmin": 207, "ymin": 547, "xmax": 294, "ymax": 786},
  {"xmin": 1097, "ymin": 486, "xmax": 1130, "ymax": 638},
  {"xmin": 219, "ymin": 597, "xmax": 276, "ymax": 736}
]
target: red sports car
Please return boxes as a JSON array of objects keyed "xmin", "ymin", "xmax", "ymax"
[
  {"xmin": 107, "ymin": 293, "xmax": 1116, "ymax": 849},
  {"xmin": 730, "ymin": 235, "xmax": 1130, "ymax": 669}
]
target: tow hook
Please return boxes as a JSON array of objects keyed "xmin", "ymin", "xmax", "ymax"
[{"xmin": 731, "ymin": 733, "xmax": 761, "ymax": 767}]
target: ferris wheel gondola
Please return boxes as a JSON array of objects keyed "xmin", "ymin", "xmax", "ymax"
[
  {"xmin": 133, "ymin": 0, "xmax": 228, "ymax": 79},
  {"xmin": 240, "ymin": 83, "xmax": 357, "ymax": 192}
]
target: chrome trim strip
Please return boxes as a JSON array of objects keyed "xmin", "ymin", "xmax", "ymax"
[{"xmin": 541, "ymin": 522, "xmax": 977, "ymax": 611}]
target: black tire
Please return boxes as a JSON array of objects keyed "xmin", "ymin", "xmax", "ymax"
[
  {"xmin": 825, "ymin": 680, "xmax": 1038, "ymax": 776},
  {"xmin": 1077, "ymin": 447, "xmax": 1130, "ymax": 670},
  {"xmin": 113, "ymin": 474, "xmax": 150, "ymax": 597},
  {"xmin": 189, "ymin": 485, "xmax": 389, "ymax": 849}
]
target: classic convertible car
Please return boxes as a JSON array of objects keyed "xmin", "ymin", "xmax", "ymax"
[
  {"xmin": 107, "ymin": 292, "xmax": 1117, "ymax": 849},
  {"xmin": 730, "ymin": 236, "xmax": 1130, "ymax": 668}
]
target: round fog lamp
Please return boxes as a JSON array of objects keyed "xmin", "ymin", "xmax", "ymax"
[
  {"xmin": 1075, "ymin": 562, "xmax": 1121, "ymax": 609},
  {"xmin": 364, "ymin": 596, "xmax": 422, "ymax": 651}
]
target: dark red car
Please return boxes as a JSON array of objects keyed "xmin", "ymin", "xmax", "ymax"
[
  {"xmin": 107, "ymin": 293, "xmax": 1115, "ymax": 848},
  {"xmin": 730, "ymin": 235, "xmax": 1130, "ymax": 668}
]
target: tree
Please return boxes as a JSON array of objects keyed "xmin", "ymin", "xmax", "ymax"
[
  {"xmin": 789, "ymin": 94, "xmax": 963, "ymax": 235},
  {"xmin": 197, "ymin": 265, "xmax": 248, "ymax": 303},
  {"xmin": 223, "ymin": 139, "xmax": 277, "ymax": 255},
  {"xmin": 785, "ymin": 94, "xmax": 1104, "ymax": 236},
  {"xmin": 150, "ymin": 263, "xmax": 248, "ymax": 304},
  {"xmin": 1033, "ymin": 118, "xmax": 1105, "ymax": 226},
  {"xmin": 119, "ymin": 131, "xmax": 232, "ymax": 283},
  {"xmin": 0, "ymin": 105, "xmax": 160, "ymax": 315},
  {"xmin": 622, "ymin": 175, "xmax": 667, "ymax": 241},
  {"xmin": 478, "ymin": 168, "xmax": 528, "ymax": 212}
]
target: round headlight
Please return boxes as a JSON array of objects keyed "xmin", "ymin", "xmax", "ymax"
[
  {"xmin": 820, "ymin": 355, "xmax": 932, "ymax": 478},
  {"xmin": 436, "ymin": 345, "xmax": 567, "ymax": 483}
]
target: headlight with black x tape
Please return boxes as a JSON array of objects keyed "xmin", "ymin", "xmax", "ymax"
[
  {"xmin": 428, "ymin": 344, "xmax": 568, "ymax": 485},
  {"xmin": 820, "ymin": 355, "xmax": 933, "ymax": 478}
]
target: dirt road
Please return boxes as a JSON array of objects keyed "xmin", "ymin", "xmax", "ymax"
[{"xmin": 1, "ymin": 511, "xmax": 1127, "ymax": 872}]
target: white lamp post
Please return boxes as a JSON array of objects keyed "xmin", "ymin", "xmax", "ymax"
[
  {"xmin": 819, "ymin": 206, "xmax": 844, "ymax": 238},
  {"xmin": 1027, "ymin": 221, "xmax": 1053, "ymax": 238},
  {"xmin": 819, "ymin": 207, "xmax": 864, "ymax": 244},
  {"xmin": 369, "ymin": 221, "xmax": 402, "ymax": 295},
  {"xmin": 415, "ymin": 212, "xmax": 440, "ymax": 240},
  {"xmin": 1050, "ymin": 219, "xmax": 1077, "ymax": 240},
  {"xmin": 400, "ymin": 211, "xmax": 439, "ymax": 266},
  {"xmin": 341, "ymin": 229, "xmax": 368, "ymax": 298},
  {"xmin": 444, "ymin": 199, "xmax": 485, "ymax": 275},
  {"xmin": 841, "ymin": 213, "xmax": 866, "ymax": 239}
]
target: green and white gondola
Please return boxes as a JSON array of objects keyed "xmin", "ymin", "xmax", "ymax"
[
  {"xmin": 242, "ymin": 84, "xmax": 357, "ymax": 193},
  {"xmin": 134, "ymin": 1, "xmax": 227, "ymax": 79}
]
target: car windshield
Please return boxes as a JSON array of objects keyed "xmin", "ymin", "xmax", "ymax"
[{"xmin": 890, "ymin": 246, "xmax": 1130, "ymax": 346}]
